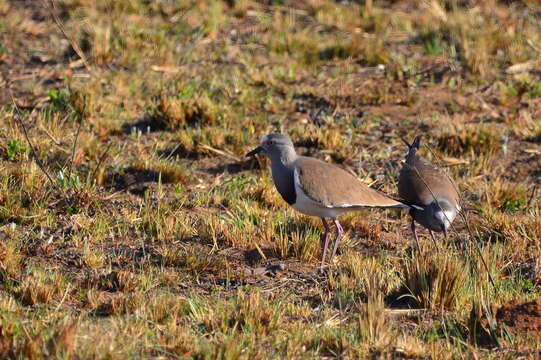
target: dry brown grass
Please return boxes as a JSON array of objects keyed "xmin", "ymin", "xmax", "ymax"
[
  {"xmin": 401, "ymin": 253, "xmax": 468, "ymax": 311},
  {"xmin": 0, "ymin": 0, "xmax": 540, "ymax": 358}
]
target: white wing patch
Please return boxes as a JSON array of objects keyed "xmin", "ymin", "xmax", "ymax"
[
  {"xmin": 293, "ymin": 167, "xmax": 301, "ymax": 190},
  {"xmin": 292, "ymin": 168, "xmax": 341, "ymax": 217}
]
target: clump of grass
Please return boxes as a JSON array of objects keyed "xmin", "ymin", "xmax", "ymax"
[
  {"xmin": 2, "ymin": 139, "xmax": 29, "ymax": 162},
  {"xmin": 357, "ymin": 292, "xmax": 396, "ymax": 353},
  {"xmin": 0, "ymin": 237, "xmax": 23, "ymax": 282},
  {"xmin": 82, "ymin": 244, "xmax": 106, "ymax": 269},
  {"xmin": 89, "ymin": 270, "xmax": 139, "ymax": 293},
  {"xmin": 483, "ymin": 178, "xmax": 528, "ymax": 211},
  {"xmin": 137, "ymin": 291, "xmax": 186, "ymax": 324},
  {"xmin": 270, "ymin": 218, "xmax": 321, "ymax": 262},
  {"xmin": 422, "ymin": 32, "xmax": 445, "ymax": 56},
  {"xmin": 229, "ymin": 290, "xmax": 284, "ymax": 335},
  {"xmin": 187, "ymin": 290, "xmax": 283, "ymax": 336},
  {"xmin": 154, "ymin": 95, "xmax": 218, "ymax": 130},
  {"xmin": 436, "ymin": 125, "xmax": 500, "ymax": 157},
  {"xmin": 202, "ymin": 0, "xmax": 228, "ymax": 39},
  {"xmin": 338, "ymin": 214, "xmax": 384, "ymax": 244},
  {"xmin": 247, "ymin": 174, "xmax": 286, "ymax": 210},
  {"xmin": 44, "ymin": 322, "xmax": 78, "ymax": 359},
  {"xmin": 475, "ymin": 208, "xmax": 515, "ymax": 244},
  {"xmin": 474, "ymin": 209, "xmax": 540, "ymax": 265},
  {"xmin": 0, "ymin": 317, "xmax": 78, "ymax": 360},
  {"xmin": 83, "ymin": 289, "xmax": 146, "ymax": 317},
  {"xmin": 154, "ymin": 160, "xmax": 193, "ymax": 184},
  {"xmin": 141, "ymin": 203, "xmax": 197, "ymax": 244},
  {"xmin": 173, "ymin": 130, "xmax": 199, "ymax": 157},
  {"xmin": 15, "ymin": 271, "xmax": 70, "ymax": 306},
  {"xmin": 417, "ymin": 0, "xmax": 539, "ymax": 76},
  {"xmin": 334, "ymin": 255, "xmax": 401, "ymax": 299},
  {"xmin": 178, "ymin": 247, "xmax": 221, "ymax": 276},
  {"xmin": 160, "ymin": 245, "xmax": 228, "ymax": 279},
  {"xmin": 468, "ymin": 295, "xmax": 500, "ymax": 347},
  {"xmin": 394, "ymin": 334, "xmax": 426, "ymax": 358},
  {"xmin": 400, "ymin": 253, "xmax": 468, "ymax": 311},
  {"xmin": 323, "ymin": 34, "xmax": 390, "ymax": 66}
]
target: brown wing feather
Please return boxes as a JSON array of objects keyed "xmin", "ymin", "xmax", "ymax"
[
  {"xmin": 295, "ymin": 157, "xmax": 405, "ymax": 208},
  {"xmin": 398, "ymin": 155, "xmax": 459, "ymax": 206}
]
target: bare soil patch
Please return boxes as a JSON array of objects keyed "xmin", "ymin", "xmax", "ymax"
[{"xmin": 497, "ymin": 299, "xmax": 541, "ymax": 335}]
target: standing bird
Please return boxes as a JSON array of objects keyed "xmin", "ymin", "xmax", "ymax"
[
  {"xmin": 247, "ymin": 133, "xmax": 409, "ymax": 268},
  {"xmin": 398, "ymin": 136, "xmax": 461, "ymax": 252}
]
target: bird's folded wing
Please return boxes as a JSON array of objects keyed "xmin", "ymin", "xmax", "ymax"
[
  {"xmin": 295, "ymin": 157, "xmax": 407, "ymax": 209},
  {"xmin": 399, "ymin": 156, "xmax": 460, "ymax": 206}
]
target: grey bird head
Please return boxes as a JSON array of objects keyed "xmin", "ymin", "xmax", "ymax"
[
  {"xmin": 420, "ymin": 199, "xmax": 457, "ymax": 236},
  {"xmin": 246, "ymin": 133, "xmax": 296, "ymax": 160}
]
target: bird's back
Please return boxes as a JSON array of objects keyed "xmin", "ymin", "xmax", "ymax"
[
  {"xmin": 398, "ymin": 137, "xmax": 459, "ymax": 207},
  {"xmin": 295, "ymin": 156, "xmax": 406, "ymax": 209}
]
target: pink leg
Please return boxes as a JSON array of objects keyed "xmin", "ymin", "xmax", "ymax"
[
  {"xmin": 320, "ymin": 218, "xmax": 331, "ymax": 268},
  {"xmin": 329, "ymin": 219, "xmax": 344, "ymax": 264}
]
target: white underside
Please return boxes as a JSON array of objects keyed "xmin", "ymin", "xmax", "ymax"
[
  {"xmin": 440, "ymin": 209, "xmax": 458, "ymax": 223},
  {"xmin": 438, "ymin": 203, "xmax": 461, "ymax": 221},
  {"xmin": 292, "ymin": 168, "xmax": 354, "ymax": 218}
]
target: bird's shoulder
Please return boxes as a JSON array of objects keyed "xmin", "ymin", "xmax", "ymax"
[
  {"xmin": 402, "ymin": 155, "xmax": 448, "ymax": 182},
  {"xmin": 399, "ymin": 155, "xmax": 459, "ymax": 204},
  {"xmin": 293, "ymin": 156, "xmax": 396, "ymax": 207},
  {"xmin": 294, "ymin": 156, "xmax": 360, "ymax": 186}
]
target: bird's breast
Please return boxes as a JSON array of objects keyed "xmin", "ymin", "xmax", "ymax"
[{"xmin": 271, "ymin": 163, "xmax": 296, "ymax": 205}]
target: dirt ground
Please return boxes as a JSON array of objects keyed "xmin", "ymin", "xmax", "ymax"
[{"xmin": 1, "ymin": 0, "xmax": 541, "ymax": 358}]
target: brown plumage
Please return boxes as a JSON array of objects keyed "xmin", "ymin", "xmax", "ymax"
[
  {"xmin": 398, "ymin": 136, "xmax": 461, "ymax": 252},
  {"xmin": 398, "ymin": 152, "xmax": 459, "ymax": 208},
  {"xmin": 247, "ymin": 133, "xmax": 411, "ymax": 268},
  {"xmin": 296, "ymin": 156, "xmax": 406, "ymax": 209}
]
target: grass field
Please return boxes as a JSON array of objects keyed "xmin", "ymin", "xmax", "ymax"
[{"xmin": 1, "ymin": 0, "xmax": 541, "ymax": 358}]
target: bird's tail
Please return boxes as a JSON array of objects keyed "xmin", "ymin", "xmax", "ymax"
[{"xmin": 401, "ymin": 135, "xmax": 421, "ymax": 163}]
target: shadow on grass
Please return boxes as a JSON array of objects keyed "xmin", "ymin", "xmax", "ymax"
[
  {"xmin": 104, "ymin": 166, "xmax": 166, "ymax": 196},
  {"xmin": 120, "ymin": 114, "xmax": 167, "ymax": 134},
  {"xmin": 156, "ymin": 146, "xmax": 201, "ymax": 160},
  {"xmin": 204, "ymin": 158, "xmax": 259, "ymax": 176},
  {"xmin": 244, "ymin": 247, "xmax": 275, "ymax": 266}
]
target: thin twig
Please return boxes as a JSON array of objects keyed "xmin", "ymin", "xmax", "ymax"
[
  {"xmin": 10, "ymin": 92, "xmax": 61, "ymax": 192},
  {"xmin": 89, "ymin": 142, "xmax": 112, "ymax": 186},
  {"xmin": 458, "ymin": 210, "xmax": 499, "ymax": 297},
  {"xmin": 162, "ymin": 144, "xmax": 180, "ymax": 162},
  {"xmin": 197, "ymin": 143, "xmax": 241, "ymax": 162},
  {"xmin": 40, "ymin": 125, "xmax": 62, "ymax": 146},
  {"xmin": 420, "ymin": 142, "xmax": 498, "ymax": 293},
  {"xmin": 525, "ymin": 183, "xmax": 538, "ymax": 211},
  {"xmin": 54, "ymin": 283, "xmax": 72, "ymax": 312},
  {"xmin": 526, "ymin": 38, "xmax": 541, "ymax": 54},
  {"xmin": 67, "ymin": 98, "xmax": 85, "ymax": 181},
  {"xmin": 48, "ymin": 0, "xmax": 91, "ymax": 72},
  {"xmin": 423, "ymin": 144, "xmax": 463, "ymax": 207},
  {"xmin": 253, "ymin": 241, "xmax": 268, "ymax": 261}
]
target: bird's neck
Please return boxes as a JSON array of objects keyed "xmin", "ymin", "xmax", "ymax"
[
  {"xmin": 270, "ymin": 148, "xmax": 297, "ymax": 168},
  {"xmin": 269, "ymin": 151, "xmax": 297, "ymax": 205}
]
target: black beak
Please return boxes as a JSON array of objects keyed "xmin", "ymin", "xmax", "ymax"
[{"xmin": 246, "ymin": 146, "xmax": 263, "ymax": 157}]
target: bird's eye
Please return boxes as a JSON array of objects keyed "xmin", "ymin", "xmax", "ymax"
[{"xmin": 267, "ymin": 140, "xmax": 275, "ymax": 145}]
